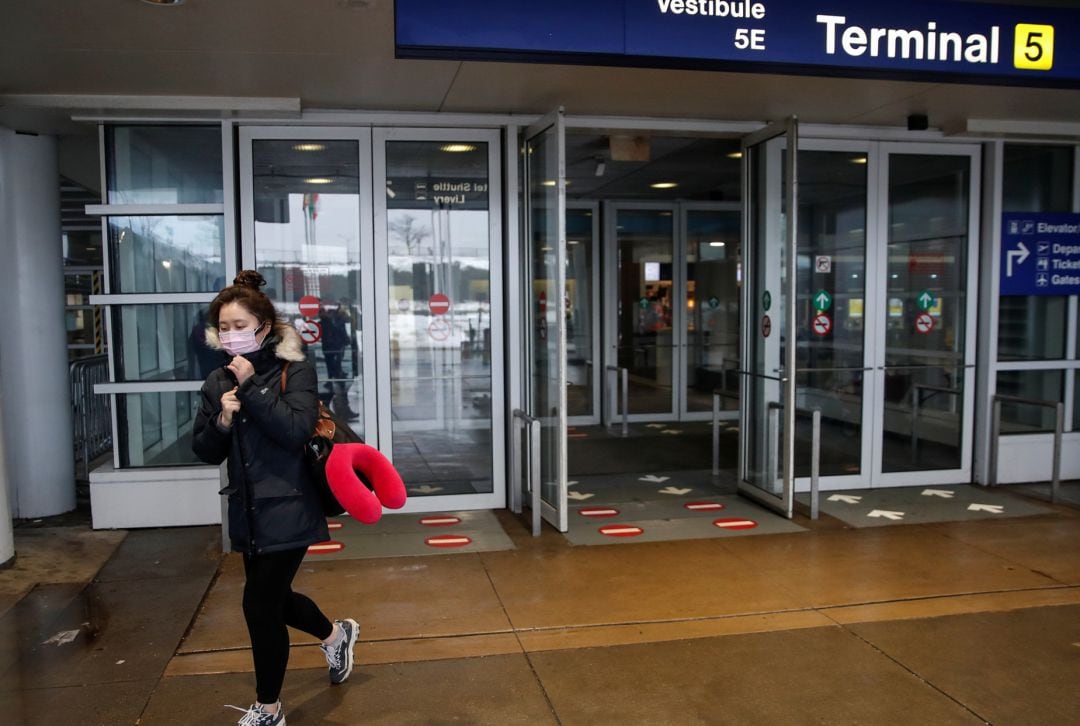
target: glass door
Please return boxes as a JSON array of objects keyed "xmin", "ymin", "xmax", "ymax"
[
  {"xmin": 607, "ymin": 202, "xmax": 679, "ymax": 420},
  {"xmin": 373, "ymin": 128, "xmax": 505, "ymax": 511},
  {"xmin": 239, "ymin": 128, "xmax": 379, "ymax": 445},
  {"xmin": 739, "ymin": 119, "xmax": 798, "ymax": 517},
  {"xmin": 524, "ymin": 109, "xmax": 569, "ymax": 532},
  {"xmin": 681, "ymin": 203, "xmax": 742, "ymax": 419},
  {"xmin": 567, "ymin": 202, "xmax": 601, "ymax": 425},
  {"xmin": 871, "ymin": 145, "xmax": 979, "ymax": 486}
]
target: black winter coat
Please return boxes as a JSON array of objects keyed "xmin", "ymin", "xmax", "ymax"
[{"xmin": 192, "ymin": 324, "xmax": 329, "ymax": 555}]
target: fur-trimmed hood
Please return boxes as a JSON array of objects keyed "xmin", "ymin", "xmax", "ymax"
[{"xmin": 204, "ymin": 321, "xmax": 307, "ymax": 363}]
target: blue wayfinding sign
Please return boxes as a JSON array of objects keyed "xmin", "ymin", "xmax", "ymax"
[
  {"xmin": 395, "ymin": 0, "xmax": 1080, "ymax": 88},
  {"xmin": 1000, "ymin": 213, "xmax": 1080, "ymax": 297}
]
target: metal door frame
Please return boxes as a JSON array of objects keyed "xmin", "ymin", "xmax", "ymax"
[{"xmin": 567, "ymin": 200, "xmax": 602, "ymax": 427}]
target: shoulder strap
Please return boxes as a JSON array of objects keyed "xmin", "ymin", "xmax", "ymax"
[{"xmin": 280, "ymin": 361, "xmax": 290, "ymax": 393}]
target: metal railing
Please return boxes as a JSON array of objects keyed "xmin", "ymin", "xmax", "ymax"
[
  {"xmin": 605, "ymin": 365, "xmax": 629, "ymax": 438},
  {"xmin": 510, "ymin": 409, "xmax": 542, "ymax": 536},
  {"xmin": 711, "ymin": 389, "xmax": 739, "ymax": 477},
  {"xmin": 989, "ymin": 394, "xmax": 1063, "ymax": 504},
  {"xmin": 767, "ymin": 401, "xmax": 823, "ymax": 519},
  {"xmin": 910, "ymin": 384, "xmax": 962, "ymax": 460},
  {"xmin": 70, "ymin": 354, "xmax": 112, "ymax": 479}
]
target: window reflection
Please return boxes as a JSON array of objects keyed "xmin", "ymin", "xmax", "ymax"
[
  {"xmin": 107, "ymin": 126, "xmax": 223, "ymax": 205},
  {"xmin": 385, "ymin": 141, "xmax": 494, "ymax": 496},
  {"xmin": 108, "ymin": 216, "xmax": 225, "ymax": 294},
  {"xmin": 117, "ymin": 392, "xmax": 201, "ymax": 468}
]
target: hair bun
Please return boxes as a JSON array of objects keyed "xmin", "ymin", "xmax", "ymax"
[{"xmin": 233, "ymin": 270, "xmax": 267, "ymax": 291}]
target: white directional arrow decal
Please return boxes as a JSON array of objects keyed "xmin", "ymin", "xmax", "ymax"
[
  {"xmin": 1006, "ymin": 241, "xmax": 1030, "ymax": 278},
  {"xmin": 867, "ymin": 510, "xmax": 906, "ymax": 521},
  {"xmin": 659, "ymin": 486, "xmax": 692, "ymax": 496},
  {"xmin": 639, "ymin": 475, "xmax": 670, "ymax": 483},
  {"xmin": 922, "ymin": 489, "xmax": 955, "ymax": 499},
  {"xmin": 646, "ymin": 424, "xmax": 666, "ymax": 429},
  {"xmin": 568, "ymin": 480, "xmax": 579, "ymax": 488},
  {"xmin": 411, "ymin": 485, "xmax": 444, "ymax": 494},
  {"xmin": 968, "ymin": 503, "xmax": 1005, "ymax": 514},
  {"xmin": 567, "ymin": 491, "xmax": 595, "ymax": 501},
  {"xmin": 662, "ymin": 430, "xmax": 683, "ymax": 435},
  {"xmin": 828, "ymin": 494, "xmax": 862, "ymax": 504}
]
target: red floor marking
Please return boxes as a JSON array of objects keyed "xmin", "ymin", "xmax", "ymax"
[
  {"xmin": 307, "ymin": 541, "xmax": 345, "ymax": 554},
  {"xmin": 599, "ymin": 525, "xmax": 644, "ymax": 538},
  {"xmin": 425, "ymin": 535, "xmax": 473, "ymax": 548},
  {"xmin": 712, "ymin": 518, "xmax": 758, "ymax": 531},
  {"xmin": 420, "ymin": 516, "xmax": 462, "ymax": 527},
  {"xmin": 578, "ymin": 507, "xmax": 620, "ymax": 518},
  {"xmin": 685, "ymin": 502, "xmax": 725, "ymax": 512}
]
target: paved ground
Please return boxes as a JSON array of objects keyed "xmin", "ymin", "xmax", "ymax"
[{"xmin": 1, "ymin": 486, "xmax": 1079, "ymax": 725}]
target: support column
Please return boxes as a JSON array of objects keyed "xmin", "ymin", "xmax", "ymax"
[
  {"xmin": 0, "ymin": 376, "xmax": 14, "ymax": 566},
  {"xmin": 0, "ymin": 128, "xmax": 76, "ymax": 518}
]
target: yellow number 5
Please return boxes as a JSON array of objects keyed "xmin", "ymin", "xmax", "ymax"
[{"xmin": 1014, "ymin": 24, "xmax": 1054, "ymax": 71}]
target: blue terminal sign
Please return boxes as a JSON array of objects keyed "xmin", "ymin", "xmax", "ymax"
[
  {"xmin": 395, "ymin": 0, "xmax": 1080, "ymax": 88},
  {"xmin": 1000, "ymin": 213, "xmax": 1080, "ymax": 296}
]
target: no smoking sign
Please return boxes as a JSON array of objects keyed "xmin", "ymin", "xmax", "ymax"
[{"xmin": 812, "ymin": 313, "xmax": 832, "ymax": 337}]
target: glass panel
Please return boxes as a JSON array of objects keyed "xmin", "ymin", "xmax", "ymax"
[
  {"xmin": 882, "ymin": 152, "xmax": 970, "ymax": 473},
  {"xmin": 385, "ymin": 140, "xmax": 494, "ymax": 496},
  {"xmin": 997, "ymin": 296, "xmax": 1068, "ymax": 360},
  {"xmin": 106, "ymin": 126, "xmax": 223, "ymax": 205},
  {"xmin": 795, "ymin": 150, "xmax": 868, "ymax": 476},
  {"xmin": 685, "ymin": 209, "xmax": 740, "ymax": 413},
  {"xmin": 1075, "ymin": 371, "xmax": 1080, "ymax": 431},
  {"xmin": 113, "ymin": 304, "xmax": 228, "ymax": 381},
  {"xmin": 250, "ymin": 139, "xmax": 367, "ymax": 438},
  {"xmin": 743, "ymin": 134, "xmax": 788, "ymax": 496},
  {"xmin": 999, "ymin": 144, "xmax": 1074, "ymax": 361},
  {"xmin": 566, "ymin": 207, "xmax": 595, "ymax": 418},
  {"xmin": 616, "ymin": 208, "xmax": 675, "ymax": 416},
  {"xmin": 107, "ymin": 216, "xmax": 225, "ymax": 293},
  {"xmin": 1002, "ymin": 144, "xmax": 1073, "ymax": 213},
  {"xmin": 117, "ymin": 391, "xmax": 201, "ymax": 467},
  {"xmin": 996, "ymin": 370, "xmax": 1065, "ymax": 433},
  {"xmin": 527, "ymin": 125, "xmax": 564, "ymax": 510}
]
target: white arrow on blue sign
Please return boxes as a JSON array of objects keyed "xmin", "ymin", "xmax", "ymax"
[{"xmin": 1000, "ymin": 213, "xmax": 1080, "ymax": 296}]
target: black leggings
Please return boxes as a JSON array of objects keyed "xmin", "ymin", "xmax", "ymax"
[{"xmin": 242, "ymin": 547, "xmax": 334, "ymax": 704}]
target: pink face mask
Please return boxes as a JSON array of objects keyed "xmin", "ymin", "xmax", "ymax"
[{"xmin": 219, "ymin": 322, "xmax": 266, "ymax": 356}]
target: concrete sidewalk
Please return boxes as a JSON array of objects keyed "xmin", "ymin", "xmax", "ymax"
[{"xmin": 2, "ymin": 491, "xmax": 1079, "ymax": 725}]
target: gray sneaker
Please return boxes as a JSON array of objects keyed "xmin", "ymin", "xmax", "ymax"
[
  {"xmin": 321, "ymin": 618, "xmax": 359, "ymax": 684},
  {"xmin": 226, "ymin": 702, "xmax": 285, "ymax": 726}
]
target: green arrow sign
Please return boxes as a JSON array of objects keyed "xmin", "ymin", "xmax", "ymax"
[
  {"xmin": 762, "ymin": 291, "xmax": 772, "ymax": 311},
  {"xmin": 814, "ymin": 290, "xmax": 832, "ymax": 311},
  {"xmin": 639, "ymin": 297, "xmax": 650, "ymax": 310},
  {"xmin": 917, "ymin": 290, "xmax": 936, "ymax": 311},
  {"xmin": 708, "ymin": 296, "xmax": 720, "ymax": 310}
]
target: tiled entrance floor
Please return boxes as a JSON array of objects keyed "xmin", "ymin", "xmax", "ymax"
[
  {"xmin": 797, "ymin": 483, "xmax": 1052, "ymax": 528},
  {"xmin": 309, "ymin": 509, "xmax": 514, "ymax": 560}
]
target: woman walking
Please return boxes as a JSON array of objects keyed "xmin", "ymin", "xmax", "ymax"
[{"xmin": 193, "ymin": 270, "xmax": 359, "ymax": 726}]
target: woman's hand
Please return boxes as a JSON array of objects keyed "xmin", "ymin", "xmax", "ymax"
[
  {"xmin": 227, "ymin": 355, "xmax": 256, "ymax": 386},
  {"xmin": 219, "ymin": 387, "xmax": 241, "ymax": 428}
]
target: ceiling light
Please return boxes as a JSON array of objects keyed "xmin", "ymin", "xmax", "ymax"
[
  {"xmin": 294, "ymin": 143, "xmax": 326, "ymax": 152},
  {"xmin": 161, "ymin": 260, "xmax": 173, "ymax": 269},
  {"xmin": 140, "ymin": 0, "xmax": 185, "ymax": 5},
  {"xmin": 594, "ymin": 156, "xmax": 606, "ymax": 177},
  {"xmin": 851, "ymin": 157, "xmax": 868, "ymax": 164},
  {"xmin": 651, "ymin": 182, "xmax": 678, "ymax": 189},
  {"xmin": 305, "ymin": 177, "xmax": 334, "ymax": 185},
  {"xmin": 542, "ymin": 180, "xmax": 557, "ymax": 187},
  {"xmin": 709, "ymin": 241, "xmax": 726, "ymax": 247},
  {"xmin": 441, "ymin": 144, "xmax": 477, "ymax": 153},
  {"xmin": 726, "ymin": 151, "xmax": 743, "ymax": 159}
]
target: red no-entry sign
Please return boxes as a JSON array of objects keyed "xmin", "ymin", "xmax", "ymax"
[
  {"xmin": 761, "ymin": 314, "xmax": 772, "ymax": 338},
  {"xmin": 712, "ymin": 518, "xmax": 758, "ymax": 531},
  {"xmin": 299, "ymin": 295, "xmax": 320, "ymax": 317},
  {"xmin": 578, "ymin": 507, "xmax": 620, "ymax": 518},
  {"xmin": 426, "ymin": 535, "xmax": 472, "ymax": 548},
  {"xmin": 599, "ymin": 525, "xmax": 644, "ymax": 537},
  {"xmin": 419, "ymin": 516, "xmax": 461, "ymax": 527},
  {"xmin": 307, "ymin": 541, "xmax": 345, "ymax": 554},
  {"xmin": 429, "ymin": 293, "xmax": 451, "ymax": 316},
  {"xmin": 685, "ymin": 502, "xmax": 726, "ymax": 512}
]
